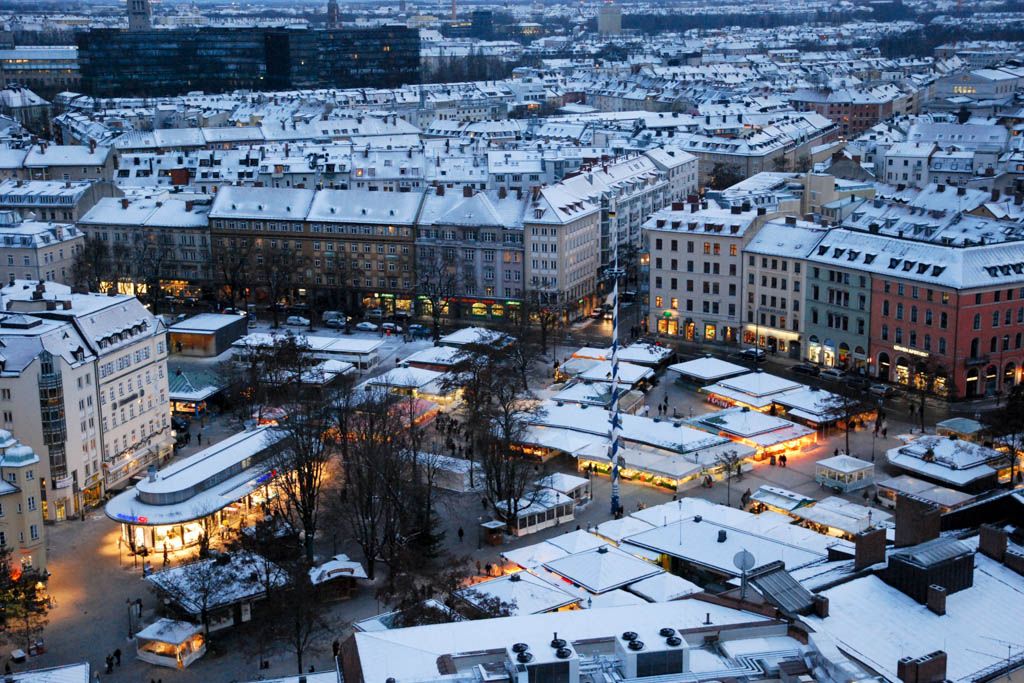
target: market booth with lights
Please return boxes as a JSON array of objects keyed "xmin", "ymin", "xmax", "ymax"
[{"xmin": 105, "ymin": 426, "xmax": 286, "ymax": 554}]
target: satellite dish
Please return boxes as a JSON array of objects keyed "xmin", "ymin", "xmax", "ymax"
[{"xmin": 733, "ymin": 550, "xmax": 755, "ymax": 572}]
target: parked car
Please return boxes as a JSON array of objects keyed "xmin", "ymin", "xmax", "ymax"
[
  {"xmin": 845, "ymin": 376, "xmax": 871, "ymax": 390},
  {"xmin": 324, "ymin": 318, "xmax": 346, "ymax": 329},
  {"xmin": 738, "ymin": 348, "xmax": 766, "ymax": 362},
  {"xmin": 819, "ymin": 368, "xmax": 845, "ymax": 381},
  {"xmin": 355, "ymin": 321, "xmax": 379, "ymax": 332},
  {"xmin": 366, "ymin": 308, "xmax": 384, "ymax": 319},
  {"xmin": 408, "ymin": 323, "xmax": 430, "ymax": 338},
  {"xmin": 391, "ymin": 310, "xmax": 411, "ymax": 320},
  {"xmin": 381, "ymin": 322, "xmax": 403, "ymax": 333},
  {"xmin": 792, "ymin": 363, "xmax": 820, "ymax": 377},
  {"xmin": 322, "ymin": 310, "xmax": 346, "ymax": 324},
  {"xmin": 285, "ymin": 315, "xmax": 310, "ymax": 326},
  {"xmin": 869, "ymin": 383, "xmax": 897, "ymax": 398},
  {"xmin": 590, "ymin": 307, "xmax": 606, "ymax": 319}
]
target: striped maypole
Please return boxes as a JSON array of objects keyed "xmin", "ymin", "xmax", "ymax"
[{"xmin": 608, "ymin": 210, "xmax": 622, "ymax": 515}]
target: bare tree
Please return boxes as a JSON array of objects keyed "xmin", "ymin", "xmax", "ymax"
[
  {"xmin": 70, "ymin": 235, "xmax": 113, "ymax": 292},
  {"xmin": 822, "ymin": 386, "xmax": 874, "ymax": 456},
  {"xmin": 984, "ymin": 384, "xmax": 1024, "ymax": 486},
  {"xmin": 520, "ymin": 289, "xmax": 566, "ymax": 359},
  {"xmin": 416, "ymin": 247, "xmax": 461, "ymax": 341},
  {"xmin": 269, "ymin": 377, "xmax": 335, "ymax": 564},
  {"xmin": 328, "ymin": 386, "xmax": 402, "ymax": 580},
  {"xmin": 259, "ymin": 242, "xmax": 309, "ymax": 328},
  {"xmin": 269, "ymin": 566, "xmax": 330, "ymax": 674},
  {"xmin": 130, "ymin": 228, "xmax": 176, "ymax": 313},
  {"xmin": 714, "ymin": 449, "xmax": 743, "ymax": 508},
  {"xmin": 216, "ymin": 236, "xmax": 254, "ymax": 309}
]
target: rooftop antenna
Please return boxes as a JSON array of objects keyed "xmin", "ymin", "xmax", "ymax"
[{"xmin": 733, "ymin": 549, "xmax": 755, "ymax": 601}]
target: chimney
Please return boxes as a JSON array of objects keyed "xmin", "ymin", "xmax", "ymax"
[
  {"xmin": 463, "ymin": 185, "xmax": 473, "ymax": 198},
  {"xmin": 672, "ymin": 201, "xmax": 684, "ymax": 210},
  {"xmin": 978, "ymin": 524, "xmax": 1008, "ymax": 562},
  {"xmin": 926, "ymin": 585, "xmax": 946, "ymax": 616},
  {"xmin": 185, "ymin": 200, "xmax": 195, "ymax": 212},
  {"xmin": 436, "ymin": 184, "xmax": 445, "ymax": 197},
  {"xmin": 717, "ymin": 529, "xmax": 727, "ymax": 543},
  {"xmin": 532, "ymin": 186, "xmax": 541, "ymax": 202},
  {"xmin": 121, "ymin": 198, "xmax": 130, "ymax": 210},
  {"xmin": 498, "ymin": 186, "xmax": 507, "ymax": 199},
  {"xmin": 897, "ymin": 184, "xmax": 906, "ymax": 191},
  {"xmin": 730, "ymin": 205, "xmax": 742, "ymax": 215},
  {"xmin": 991, "ymin": 188, "xmax": 1000, "ymax": 202},
  {"xmin": 894, "ymin": 494, "xmax": 940, "ymax": 548},
  {"xmin": 957, "ymin": 186, "xmax": 966, "ymax": 196},
  {"xmin": 89, "ymin": 139, "xmax": 96, "ymax": 154},
  {"xmin": 812, "ymin": 594, "xmax": 829, "ymax": 618},
  {"xmin": 1015, "ymin": 193, "xmax": 1023, "ymax": 206},
  {"xmin": 63, "ymin": 300, "xmax": 72, "ymax": 310},
  {"xmin": 45, "ymin": 300, "xmax": 57, "ymax": 310},
  {"xmin": 854, "ymin": 527, "xmax": 886, "ymax": 571},
  {"xmin": 852, "ymin": 155, "xmax": 861, "ymax": 163},
  {"xmin": 785, "ymin": 215, "xmax": 797, "ymax": 225},
  {"xmin": 757, "ymin": 207, "xmax": 767, "ymax": 216},
  {"xmin": 935, "ymin": 184, "xmax": 945, "ymax": 193},
  {"xmin": 147, "ymin": 465, "xmax": 157, "ymax": 482}
]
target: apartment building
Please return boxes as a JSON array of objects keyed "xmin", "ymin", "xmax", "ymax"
[
  {"xmin": 804, "ymin": 235, "xmax": 873, "ymax": 373},
  {"xmin": 23, "ymin": 143, "xmax": 116, "ymax": 182},
  {"xmin": 77, "ymin": 195, "xmax": 214, "ymax": 296},
  {"xmin": 4, "ymin": 282, "xmax": 173, "ymax": 492},
  {"xmin": 522, "ymin": 186, "xmax": 601, "ymax": 321},
  {"xmin": 417, "ymin": 187, "xmax": 526, "ymax": 320},
  {"xmin": 210, "ymin": 186, "xmax": 420, "ymax": 313},
  {"xmin": 0, "ymin": 432, "xmax": 47, "ymax": 572},
  {"xmin": 741, "ymin": 218, "xmax": 827, "ymax": 359},
  {"xmin": 0, "ymin": 307, "xmax": 98, "ymax": 521},
  {"xmin": 0, "ymin": 211, "xmax": 83, "ymax": 284},
  {"xmin": 0, "ymin": 178, "xmax": 121, "ymax": 223},
  {"xmin": 645, "ymin": 200, "xmax": 783, "ymax": 344}
]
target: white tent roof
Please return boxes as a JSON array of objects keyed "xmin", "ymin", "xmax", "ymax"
[
  {"xmin": 309, "ymin": 554, "xmax": 368, "ymax": 585},
  {"xmin": 134, "ymin": 618, "xmax": 202, "ymax": 645}
]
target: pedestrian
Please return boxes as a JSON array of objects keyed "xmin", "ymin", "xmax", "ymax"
[
  {"xmin": 834, "ymin": 448, "xmax": 839, "ymax": 456},
  {"xmin": 196, "ymin": 431, "xmax": 202, "ymax": 446},
  {"xmin": 162, "ymin": 544, "xmax": 169, "ymax": 567},
  {"xmin": 114, "ymin": 648, "xmax": 121, "ymax": 666},
  {"xmin": 485, "ymin": 563, "xmax": 492, "ymax": 576},
  {"xmin": 105, "ymin": 654, "xmax": 113, "ymax": 674},
  {"xmin": 780, "ymin": 454, "xmax": 788, "ymax": 467},
  {"xmin": 457, "ymin": 527, "xmax": 465, "ymax": 543},
  {"xmin": 476, "ymin": 559, "xmax": 482, "ymax": 575},
  {"xmin": 769, "ymin": 454, "xmax": 776, "ymax": 466},
  {"xmin": 882, "ymin": 427, "xmax": 888, "ymax": 438}
]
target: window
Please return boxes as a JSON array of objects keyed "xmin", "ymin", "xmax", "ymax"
[
  {"xmin": 729, "ymin": 244, "xmax": 737, "ymax": 256},
  {"xmin": 973, "ymin": 314, "xmax": 981, "ymax": 330}
]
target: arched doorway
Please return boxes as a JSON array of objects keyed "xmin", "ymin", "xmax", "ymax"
[
  {"xmin": 808, "ymin": 335, "xmax": 821, "ymax": 364},
  {"xmin": 895, "ymin": 357, "xmax": 910, "ymax": 385},
  {"xmin": 877, "ymin": 352, "xmax": 891, "ymax": 380},
  {"xmin": 933, "ymin": 368, "xmax": 949, "ymax": 397},
  {"xmin": 913, "ymin": 362, "xmax": 929, "ymax": 391},
  {"xmin": 838, "ymin": 342, "xmax": 851, "ymax": 369},
  {"xmin": 966, "ymin": 368, "xmax": 979, "ymax": 398},
  {"xmin": 789, "ymin": 340, "xmax": 801, "ymax": 359},
  {"xmin": 823, "ymin": 338, "xmax": 836, "ymax": 367},
  {"xmin": 854, "ymin": 345, "xmax": 867, "ymax": 372},
  {"xmin": 985, "ymin": 365, "xmax": 998, "ymax": 396},
  {"xmin": 1004, "ymin": 362, "xmax": 1016, "ymax": 389}
]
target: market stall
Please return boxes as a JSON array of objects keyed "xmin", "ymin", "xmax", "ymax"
[
  {"xmin": 135, "ymin": 618, "xmax": 206, "ymax": 669},
  {"xmin": 814, "ymin": 454, "xmax": 874, "ymax": 492}
]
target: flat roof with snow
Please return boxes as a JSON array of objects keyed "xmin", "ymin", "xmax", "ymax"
[
  {"xmin": 456, "ymin": 572, "xmax": 579, "ymax": 615},
  {"xmin": 713, "ymin": 371, "xmax": 803, "ymax": 398},
  {"xmin": 169, "ymin": 313, "xmax": 245, "ymax": 334},
  {"xmin": 670, "ymin": 356, "xmax": 749, "ymax": 382}
]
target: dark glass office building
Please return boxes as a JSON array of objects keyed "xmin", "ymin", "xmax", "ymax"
[{"xmin": 77, "ymin": 26, "xmax": 420, "ymax": 97}]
